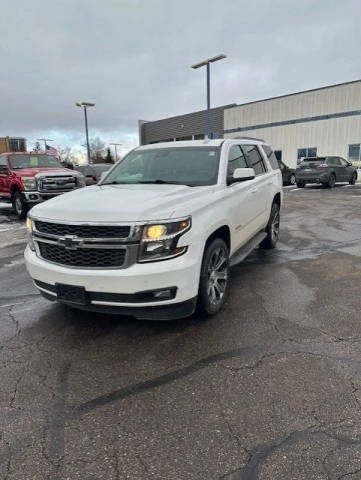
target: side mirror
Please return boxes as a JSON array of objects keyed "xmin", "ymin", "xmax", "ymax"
[
  {"xmin": 0, "ymin": 166, "xmax": 8, "ymax": 174},
  {"xmin": 228, "ymin": 167, "xmax": 255, "ymax": 184}
]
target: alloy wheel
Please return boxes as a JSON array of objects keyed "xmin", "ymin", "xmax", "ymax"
[
  {"xmin": 15, "ymin": 197, "xmax": 23, "ymax": 216},
  {"xmin": 271, "ymin": 210, "xmax": 280, "ymax": 243},
  {"xmin": 207, "ymin": 247, "xmax": 228, "ymax": 306}
]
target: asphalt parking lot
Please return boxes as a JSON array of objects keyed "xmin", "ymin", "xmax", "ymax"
[{"xmin": 2, "ymin": 184, "xmax": 361, "ymax": 480}]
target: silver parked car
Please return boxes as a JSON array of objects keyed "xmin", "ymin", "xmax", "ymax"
[{"xmin": 74, "ymin": 163, "xmax": 112, "ymax": 185}]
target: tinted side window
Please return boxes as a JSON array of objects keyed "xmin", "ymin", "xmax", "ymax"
[
  {"xmin": 327, "ymin": 157, "xmax": 341, "ymax": 167},
  {"xmin": 0, "ymin": 156, "xmax": 6, "ymax": 167},
  {"xmin": 227, "ymin": 145, "xmax": 248, "ymax": 176},
  {"xmin": 242, "ymin": 145, "xmax": 266, "ymax": 175},
  {"xmin": 339, "ymin": 158, "xmax": 348, "ymax": 167},
  {"xmin": 262, "ymin": 145, "xmax": 279, "ymax": 170}
]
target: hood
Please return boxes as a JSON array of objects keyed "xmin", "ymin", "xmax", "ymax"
[
  {"xmin": 13, "ymin": 167, "xmax": 77, "ymax": 177},
  {"xmin": 30, "ymin": 183, "xmax": 215, "ymax": 222}
]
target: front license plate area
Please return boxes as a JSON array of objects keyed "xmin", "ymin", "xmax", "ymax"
[{"xmin": 56, "ymin": 283, "xmax": 88, "ymax": 306}]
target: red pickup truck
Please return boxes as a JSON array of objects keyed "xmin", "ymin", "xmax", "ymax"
[{"xmin": 0, "ymin": 152, "xmax": 85, "ymax": 219}]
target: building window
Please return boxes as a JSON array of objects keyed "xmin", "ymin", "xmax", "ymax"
[
  {"xmin": 9, "ymin": 138, "xmax": 26, "ymax": 152},
  {"xmin": 193, "ymin": 134, "xmax": 205, "ymax": 140},
  {"xmin": 297, "ymin": 147, "xmax": 317, "ymax": 161},
  {"xmin": 348, "ymin": 144, "xmax": 361, "ymax": 165}
]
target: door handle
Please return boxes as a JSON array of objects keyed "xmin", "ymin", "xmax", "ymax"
[{"xmin": 251, "ymin": 187, "xmax": 258, "ymax": 193}]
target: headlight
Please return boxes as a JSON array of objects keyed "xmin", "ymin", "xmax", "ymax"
[
  {"xmin": 77, "ymin": 175, "xmax": 86, "ymax": 187},
  {"xmin": 139, "ymin": 217, "xmax": 191, "ymax": 262},
  {"xmin": 26, "ymin": 217, "xmax": 35, "ymax": 251},
  {"xmin": 21, "ymin": 177, "xmax": 37, "ymax": 190}
]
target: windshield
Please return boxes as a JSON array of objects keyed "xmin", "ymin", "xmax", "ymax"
[
  {"xmin": 102, "ymin": 147, "xmax": 220, "ymax": 187},
  {"xmin": 9, "ymin": 154, "xmax": 61, "ymax": 169}
]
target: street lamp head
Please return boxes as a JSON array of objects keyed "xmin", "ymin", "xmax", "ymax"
[
  {"xmin": 75, "ymin": 101, "xmax": 95, "ymax": 107},
  {"xmin": 191, "ymin": 54, "xmax": 227, "ymax": 69}
]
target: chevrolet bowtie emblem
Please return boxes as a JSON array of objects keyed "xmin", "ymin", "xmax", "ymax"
[{"xmin": 57, "ymin": 235, "xmax": 83, "ymax": 250}]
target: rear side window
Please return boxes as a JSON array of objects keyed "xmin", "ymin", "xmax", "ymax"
[
  {"xmin": 262, "ymin": 145, "xmax": 279, "ymax": 170},
  {"xmin": 227, "ymin": 145, "xmax": 248, "ymax": 176},
  {"xmin": 327, "ymin": 157, "xmax": 341, "ymax": 167},
  {"xmin": 0, "ymin": 156, "xmax": 7, "ymax": 167},
  {"xmin": 242, "ymin": 145, "xmax": 266, "ymax": 175}
]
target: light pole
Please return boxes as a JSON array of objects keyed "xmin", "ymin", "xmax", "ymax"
[
  {"xmin": 37, "ymin": 138, "xmax": 54, "ymax": 153},
  {"xmin": 191, "ymin": 54, "xmax": 227, "ymax": 139},
  {"xmin": 75, "ymin": 101, "xmax": 95, "ymax": 164},
  {"xmin": 109, "ymin": 143, "xmax": 122, "ymax": 162}
]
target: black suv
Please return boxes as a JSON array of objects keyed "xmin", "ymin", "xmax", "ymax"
[
  {"xmin": 277, "ymin": 159, "xmax": 296, "ymax": 185},
  {"xmin": 296, "ymin": 156, "xmax": 357, "ymax": 188}
]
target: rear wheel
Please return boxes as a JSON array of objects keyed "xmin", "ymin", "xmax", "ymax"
[
  {"xmin": 349, "ymin": 172, "xmax": 357, "ymax": 185},
  {"xmin": 260, "ymin": 202, "xmax": 280, "ymax": 249},
  {"xmin": 296, "ymin": 182, "xmax": 305, "ymax": 188},
  {"xmin": 12, "ymin": 192, "xmax": 28, "ymax": 219},
  {"xmin": 326, "ymin": 173, "xmax": 336, "ymax": 188},
  {"xmin": 197, "ymin": 238, "xmax": 229, "ymax": 316},
  {"xmin": 289, "ymin": 174, "xmax": 296, "ymax": 185}
]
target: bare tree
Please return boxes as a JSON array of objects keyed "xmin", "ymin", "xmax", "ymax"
[
  {"xmin": 58, "ymin": 146, "xmax": 76, "ymax": 168},
  {"xmin": 82, "ymin": 137, "xmax": 106, "ymax": 163}
]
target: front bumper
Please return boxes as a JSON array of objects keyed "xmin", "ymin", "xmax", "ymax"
[
  {"xmin": 24, "ymin": 245, "xmax": 202, "ymax": 320},
  {"xmin": 23, "ymin": 191, "xmax": 78, "ymax": 204}
]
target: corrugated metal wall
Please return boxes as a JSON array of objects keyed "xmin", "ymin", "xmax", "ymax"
[
  {"xmin": 224, "ymin": 80, "xmax": 361, "ymax": 167},
  {"xmin": 140, "ymin": 104, "xmax": 235, "ymax": 145}
]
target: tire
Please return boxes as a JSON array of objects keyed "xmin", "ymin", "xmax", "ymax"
[
  {"xmin": 260, "ymin": 202, "xmax": 280, "ymax": 249},
  {"xmin": 326, "ymin": 173, "xmax": 336, "ymax": 188},
  {"xmin": 349, "ymin": 172, "xmax": 357, "ymax": 185},
  {"xmin": 289, "ymin": 174, "xmax": 296, "ymax": 185},
  {"xmin": 296, "ymin": 182, "xmax": 305, "ymax": 188},
  {"xmin": 197, "ymin": 238, "xmax": 229, "ymax": 316},
  {"xmin": 12, "ymin": 192, "xmax": 28, "ymax": 219}
]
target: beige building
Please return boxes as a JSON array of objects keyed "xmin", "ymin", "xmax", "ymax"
[{"xmin": 224, "ymin": 79, "xmax": 361, "ymax": 168}]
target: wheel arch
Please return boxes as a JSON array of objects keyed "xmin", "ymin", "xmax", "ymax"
[
  {"xmin": 10, "ymin": 184, "xmax": 21, "ymax": 197},
  {"xmin": 205, "ymin": 225, "xmax": 231, "ymax": 253}
]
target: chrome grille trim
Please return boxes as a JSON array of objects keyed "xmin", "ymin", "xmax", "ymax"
[{"xmin": 31, "ymin": 219, "xmax": 141, "ymax": 269}]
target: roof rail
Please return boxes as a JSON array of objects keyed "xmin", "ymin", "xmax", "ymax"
[{"xmin": 231, "ymin": 136, "xmax": 265, "ymax": 142}]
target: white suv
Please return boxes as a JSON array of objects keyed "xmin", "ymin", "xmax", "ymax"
[{"xmin": 24, "ymin": 138, "xmax": 282, "ymax": 320}]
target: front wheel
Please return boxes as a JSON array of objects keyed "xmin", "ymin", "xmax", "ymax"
[
  {"xmin": 296, "ymin": 182, "xmax": 305, "ymax": 188},
  {"xmin": 349, "ymin": 172, "xmax": 357, "ymax": 185},
  {"xmin": 12, "ymin": 192, "xmax": 28, "ymax": 219},
  {"xmin": 197, "ymin": 238, "xmax": 229, "ymax": 316},
  {"xmin": 326, "ymin": 173, "xmax": 336, "ymax": 188},
  {"xmin": 260, "ymin": 202, "xmax": 280, "ymax": 249}
]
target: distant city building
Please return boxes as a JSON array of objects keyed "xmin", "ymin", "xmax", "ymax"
[
  {"xmin": 0, "ymin": 137, "xmax": 26, "ymax": 154},
  {"xmin": 139, "ymin": 79, "xmax": 361, "ymax": 168}
]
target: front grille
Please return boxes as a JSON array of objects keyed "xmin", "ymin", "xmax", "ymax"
[
  {"xmin": 38, "ymin": 242, "xmax": 126, "ymax": 268},
  {"xmin": 39, "ymin": 176, "xmax": 77, "ymax": 193},
  {"xmin": 35, "ymin": 221, "xmax": 131, "ymax": 239}
]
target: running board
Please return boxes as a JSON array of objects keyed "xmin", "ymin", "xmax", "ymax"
[{"xmin": 229, "ymin": 231, "xmax": 267, "ymax": 267}]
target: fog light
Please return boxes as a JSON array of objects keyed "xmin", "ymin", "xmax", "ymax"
[
  {"xmin": 29, "ymin": 194, "xmax": 38, "ymax": 200},
  {"xmin": 153, "ymin": 289, "xmax": 175, "ymax": 299}
]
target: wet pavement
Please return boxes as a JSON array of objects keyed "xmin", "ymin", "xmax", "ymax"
[{"xmin": 1, "ymin": 185, "xmax": 361, "ymax": 479}]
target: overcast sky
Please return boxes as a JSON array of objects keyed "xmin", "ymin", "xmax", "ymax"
[{"xmin": 1, "ymin": 0, "xmax": 360, "ymax": 158}]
